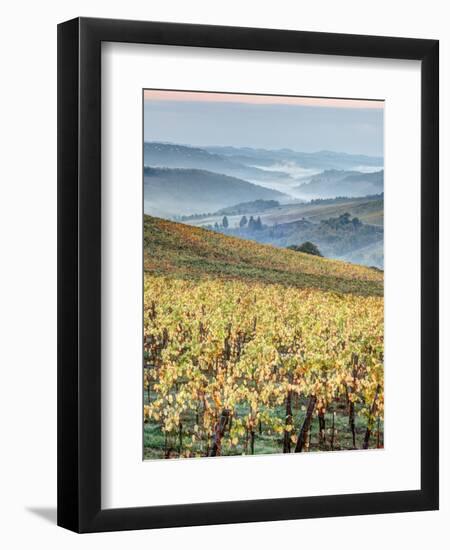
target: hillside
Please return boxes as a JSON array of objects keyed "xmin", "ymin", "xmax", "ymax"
[
  {"xmin": 144, "ymin": 215, "xmax": 383, "ymax": 296},
  {"xmin": 184, "ymin": 195, "xmax": 383, "ymax": 227},
  {"xmin": 181, "ymin": 195, "xmax": 384, "ymax": 267},
  {"xmin": 144, "ymin": 142, "xmax": 293, "ymax": 184},
  {"xmin": 294, "ymin": 169, "xmax": 384, "ymax": 199},
  {"xmin": 144, "ymin": 167, "xmax": 288, "ymax": 216},
  {"xmin": 343, "ymin": 240, "xmax": 384, "ymax": 268},
  {"xmin": 216, "ymin": 199, "xmax": 281, "ymax": 215},
  {"xmin": 220, "ymin": 213, "xmax": 383, "ymax": 268},
  {"xmin": 263, "ymin": 196, "xmax": 384, "ymax": 226},
  {"xmin": 223, "ymin": 213, "xmax": 383, "ymax": 266}
]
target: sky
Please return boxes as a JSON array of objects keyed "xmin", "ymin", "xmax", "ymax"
[{"xmin": 143, "ymin": 90, "xmax": 384, "ymax": 157}]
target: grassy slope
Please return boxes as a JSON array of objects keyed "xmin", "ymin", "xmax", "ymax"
[
  {"xmin": 263, "ymin": 197, "xmax": 384, "ymax": 226},
  {"xmin": 144, "ymin": 215, "xmax": 383, "ymax": 296},
  {"xmin": 187, "ymin": 197, "xmax": 383, "ymax": 228}
]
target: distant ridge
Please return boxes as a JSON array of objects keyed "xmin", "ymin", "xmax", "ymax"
[
  {"xmin": 144, "ymin": 167, "xmax": 288, "ymax": 217},
  {"xmin": 144, "ymin": 142, "xmax": 293, "ymax": 183},
  {"xmin": 294, "ymin": 169, "xmax": 384, "ymax": 199},
  {"xmin": 203, "ymin": 145, "xmax": 383, "ymax": 170}
]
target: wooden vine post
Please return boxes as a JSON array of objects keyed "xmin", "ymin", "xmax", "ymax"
[{"xmin": 294, "ymin": 395, "xmax": 317, "ymax": 453}]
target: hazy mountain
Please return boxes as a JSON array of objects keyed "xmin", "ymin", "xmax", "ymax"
[
  {"xmin": 144, "ymin": 142, "xmax": 293, "ymax": 185},
  {"xmin": 204, "ymin": 146, "xmax": 383, "ymax": 171},
  {"xmin": 293, "ymin": 170, "xmax": 384, "ymax": 199},
  {"xmin": 144, "ymin": 167, "xmax": 288, "ymax": 216},
  {"xmin": 144, "ymin": 142, "xmax": 384, "ymax": 198}
]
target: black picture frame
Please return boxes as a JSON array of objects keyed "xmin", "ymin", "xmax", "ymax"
[{"xmin": 57, "ymin": 17, "xmax": 439, "ymax": 533}]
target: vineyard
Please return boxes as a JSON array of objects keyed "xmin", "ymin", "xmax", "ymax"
[{"xmin": 143, "ymin": 216, "xmax": 384, "ymax": 459}]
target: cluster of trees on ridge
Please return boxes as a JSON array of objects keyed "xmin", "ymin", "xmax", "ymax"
[{"xmin": 205, "ymin": 215, "xmax": 265, "ymax": 232}]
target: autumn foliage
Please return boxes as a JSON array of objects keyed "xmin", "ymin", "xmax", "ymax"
[{"xmin": 143, "ymin": 217, "xmax": 384, "ymax": 459}]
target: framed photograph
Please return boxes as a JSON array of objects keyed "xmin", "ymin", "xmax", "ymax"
[{"xmin": 57, "ymin": 17, "xmax": 439, "ymax": 533}]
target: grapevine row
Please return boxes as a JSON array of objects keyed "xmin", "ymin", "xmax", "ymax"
[{"xmin": 144, "ymin": 275, "xmax": 384, "ymax": 458}]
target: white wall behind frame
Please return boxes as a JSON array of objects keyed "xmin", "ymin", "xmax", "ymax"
[{"xmin": 1, "ymin": 1, "xmax": 448, "ymax": 549}]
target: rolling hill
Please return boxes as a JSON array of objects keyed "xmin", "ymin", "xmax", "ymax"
[
  {"xmin": 144, "ymin": 167, "xmax": 288, "ymax": 216},
  {"xmin": 294, "ymin": 169, "xmax": 384, "ymax": 199},
  {"xmin": 182, "ymin": 195, "xmax": 383, "ymax": 227},
  {"xmin": 261, "ymin": 195, "xmax": 384, "ymax": 226},
  {"xmin": 144, "ymin": 215, "xmax": 383, "ymax": 296},
  {"xmin": 222, "ymin": 213, "xmax": 384, "ymax": 268},
  {"xmin": 144, "ymin": 142, "xmax": 294, "ymax": 184},
  {"xmin": 181, "ymin": 195, "xmax": 384, "ymax": 268}
]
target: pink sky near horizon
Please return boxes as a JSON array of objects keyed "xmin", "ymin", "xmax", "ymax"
[{"xmin": 143, "ymin": 89, "xmax": 384, "ymax": 109}]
